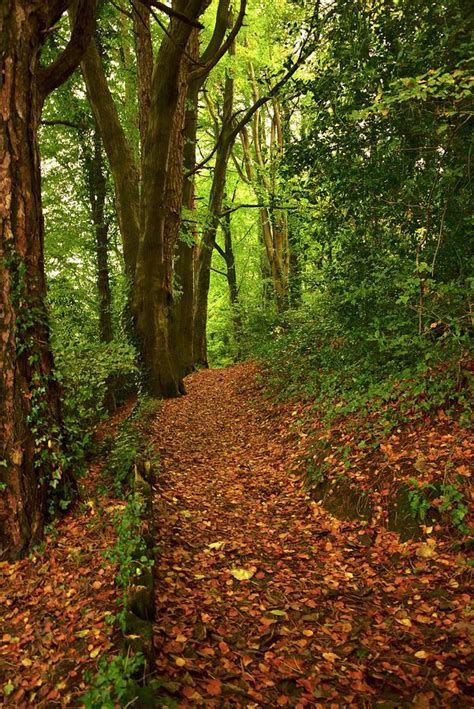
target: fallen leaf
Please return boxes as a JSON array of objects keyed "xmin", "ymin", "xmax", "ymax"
[
  {"xmin": 205, "ymin": 679, "xmax": 222, "ymax": 696},
  {"xmin": 414, "ymin": 650, "xmax": 428, "ymax": 659},
  {"xmin": 396, "ymin": 618, "xmax": 412, "ymax": 627},
  {"xmin": 229, "ymin": 567, "xmax": 256, "ymax": 581}
]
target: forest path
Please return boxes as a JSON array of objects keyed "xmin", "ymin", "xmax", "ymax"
[{"xmin": 151, "ymin": 363, "xmax": 469, "ymax": 708}]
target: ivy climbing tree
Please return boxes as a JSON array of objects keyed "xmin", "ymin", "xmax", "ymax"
[{"xmin": 0, "ymin": 0, "xmax": 96, "ymax": 559}]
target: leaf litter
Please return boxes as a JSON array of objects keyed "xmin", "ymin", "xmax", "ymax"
[
  {"xmin": 0, "ymin": 402, "xmax": 135, "ymax": 707},
  {"xmin": 152, "ymin": 363, "xmax": 472, "ymax": 707}
]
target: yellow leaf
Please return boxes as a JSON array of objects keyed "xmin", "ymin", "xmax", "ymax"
[
  {"xmin": 207, "ymin": 541, "xmax": 225, "ymax": 550},
  {"xmin": 229, "ymin": 567, "xmax": 256, "ymax": 581},
  {"xmin": 322, "ymin": 652, "xmax": 338, "ymax": 662},
  {"xmin": 89, "ymin": 648, "xmax": 100, "ymax": 658},
  {"xmin": 175, "ymin": 657, "xmax": 186, "ymax": 667},
  {"xmin": 76, "ymin": 629, "xmax": 90, "ymax": 638},
  {"xmin": 396, "ymin": 618, "xmax": 412, "ymax": 627},
  {"xmin": 21, "ymin": 658, "xmax": 33, "ymax": 667},
  {"xmin": 416, "ymin": 543, "xmax": 436, "ymax": 559},
  {"xmin": 414, "ymin": 650, "xmax": 428, "ymax": 659}
]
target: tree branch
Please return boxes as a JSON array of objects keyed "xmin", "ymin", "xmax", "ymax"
[
  {"xmin": 214, "ymin": 242, "xmax": 226, "ymax": 259},
  {"xmin": 190, "ymin": 0, "xmax": 247, "ymax": 82},
  {"xmin": 211, "ymin": 266, "xmax": 227, "ymax": 277},
  {"xmin": 41, "ymin": 118, "xmax": 87, "ymax": 130},
  {"xmin": 138, "ymin": 0, "xmax": 204, "ymax": 29},
  {"xmin": 187, "ymin": 54, "xmax": 305, "ymax": 178},
  {"xmin": 38, "ymin": 0, "xmax": 97, "ymax": 99}
]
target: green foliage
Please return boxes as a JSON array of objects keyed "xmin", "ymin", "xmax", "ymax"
[
  {"xmin": 236, "ymin": 0, "xmax": 472, "ymax": 446},
  {"xmin": 102, "ymin": 398, "xmax": 159, "ymax": 492},
  {"xmin": 407, "ymin": 478, "xmax": 469, "ymax": 533},
  {"xmin": 105, "ymin": 493, "xmax": 153, "ymax": 630},
  {"xmin": 81, "ymin": 652, "xmax": 144, "ymax": 708},
  {"xmin": 81, "ymin": 651, "xmax": 176, "ymax": 709}
]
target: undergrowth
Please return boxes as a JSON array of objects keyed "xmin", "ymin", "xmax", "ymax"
[{"xmin": 100, "ymin": 397, "xmax": 160, "ymax": 493}]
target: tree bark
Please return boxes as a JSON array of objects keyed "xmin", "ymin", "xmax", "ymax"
[
  {"xmin": 193, "ymin": 49, "xmax": 235, "ymax": 367},
  {"xmin": 79, "ymin": 37, "xmax": 140, "ymax": 277},
  {"xmin": 82, "ymin": 126, "xmax": 116, "ymax": 412},
  {"xmin": 132, "ymin": 0, "xmax": 207, "ymax": 396},
  {"xmin": 0, "ymin": 0, "xmax": 96, "ymax": 559},
  {"xmin": 241, "ymin": 76, "xmax": 290, "ymax": 311},
  {"xmin": 172, "ymin": 47, "xmax": 200, "ymax": 378},
  {"xmin": 216, "ymin": 205, "xmax": 242, "ymax": 355}
]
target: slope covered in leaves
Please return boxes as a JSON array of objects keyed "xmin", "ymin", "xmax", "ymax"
[
  {"xmin": 0, "ymin": 405, "xmax": 136, "ymax": 708},
  {"xmin": 152, "ymin": 363, "xmax": 472, "ymax": 707}
]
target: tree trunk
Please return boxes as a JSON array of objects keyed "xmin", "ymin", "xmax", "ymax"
[
  {"xmin": 82, "ymin": 126, "xmax": 116, "ymax": 412},
  {"xmin": 0, "ymin": 0, "xmax": 96, "ymax": 559},
  {"xmin": 243, "ymin": 72, "xmax": 290, "ymax": 311},
  {"xmin": 133, "ymin": 2, "xmax": 207, "ymax": 396},
  {"xmin": 220, "ymin": 207, "xmax": 242, "ymax": 354},
  {"xmin": 79, "ymin": 37, "xmax": 140, "ymax": 278},
  {"xmin": 172, "ymin": 73, "xmax": 199, "ymax": 378},
  {"xmin": 193, "ymin": 45, "xmax": 235, "ymax": 367}
]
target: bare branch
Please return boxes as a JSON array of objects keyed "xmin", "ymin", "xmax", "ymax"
[{"xmin": 210, "ymin": 266, "xmax": 227, "ymax": 277}]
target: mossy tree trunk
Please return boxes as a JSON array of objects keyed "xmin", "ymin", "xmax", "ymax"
[
  {"xmin": 81, "ymin": 1, "xmax": 244, "ymax": 396},
  {"xmin": 0, "ymin": 0, "xmax": 96, "ymax": 559}
]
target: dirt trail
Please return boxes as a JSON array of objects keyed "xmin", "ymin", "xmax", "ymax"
[{"xmin": 151, "ymin": 363, "xmax": 471, "ymax": 708}]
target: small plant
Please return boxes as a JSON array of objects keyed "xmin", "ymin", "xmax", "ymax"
[
  {"xmin": 437, "ymin": 483, "xmax": 469, "ymax": 533},
  {"xmin": 407, "ymin": 479, "xmax": 469, "ymax": 533},
  {"xmin": 407, "ymin": 480, "xmax": 435, "ymax": 522},
  {"xmin": 81, "ymin": 652, "xmax": 145, "ymax": 708}
]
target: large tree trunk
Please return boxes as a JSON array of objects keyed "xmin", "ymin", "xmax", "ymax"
[
  {"xmin": 0, "ymin": 0, "xmax": 96, "ymax": 559},
  {"xmin": 79, "ymin": 38, "xmax": 140, "ymax": 278},
  {"xmin": 172, "ymin": 60, "xmax": 199, "ymax": 379},
  {"xmin": 132, "ymin": 1, "xmax": 207, "ymax": 396}
]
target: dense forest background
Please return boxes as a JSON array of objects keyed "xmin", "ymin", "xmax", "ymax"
[
  {"xmin": 1, "ymin": 1, "xmax": 473, "ymax": 705},
  {"xmin": 1, "ymin": 0, "xmax": 472, "ymax": 554}
]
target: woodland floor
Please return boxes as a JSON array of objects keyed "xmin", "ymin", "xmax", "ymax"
[
  {"xmin": 151, "ymin": 363, "xmax": 472, "ymax": 708},
  {"xmin": 0, "ymin": 364, "xmax": 472, "ymax": 708}
]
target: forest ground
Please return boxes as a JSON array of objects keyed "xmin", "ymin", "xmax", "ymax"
[
  {"xmin": 0, "ymin": 363, "xmax": 472, "ymax": 707},
  {"xmin": 151, "ymin": 363, "xmax": 472, "ymax": 708}
]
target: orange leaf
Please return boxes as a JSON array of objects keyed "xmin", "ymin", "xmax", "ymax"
[
  {"xmin": 183, "ymin": 686, "xmax": 197, "ymax": 699},
  {"xmin": 206, "ymin": 679, "xmax": 222, "ymax": 696}
]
